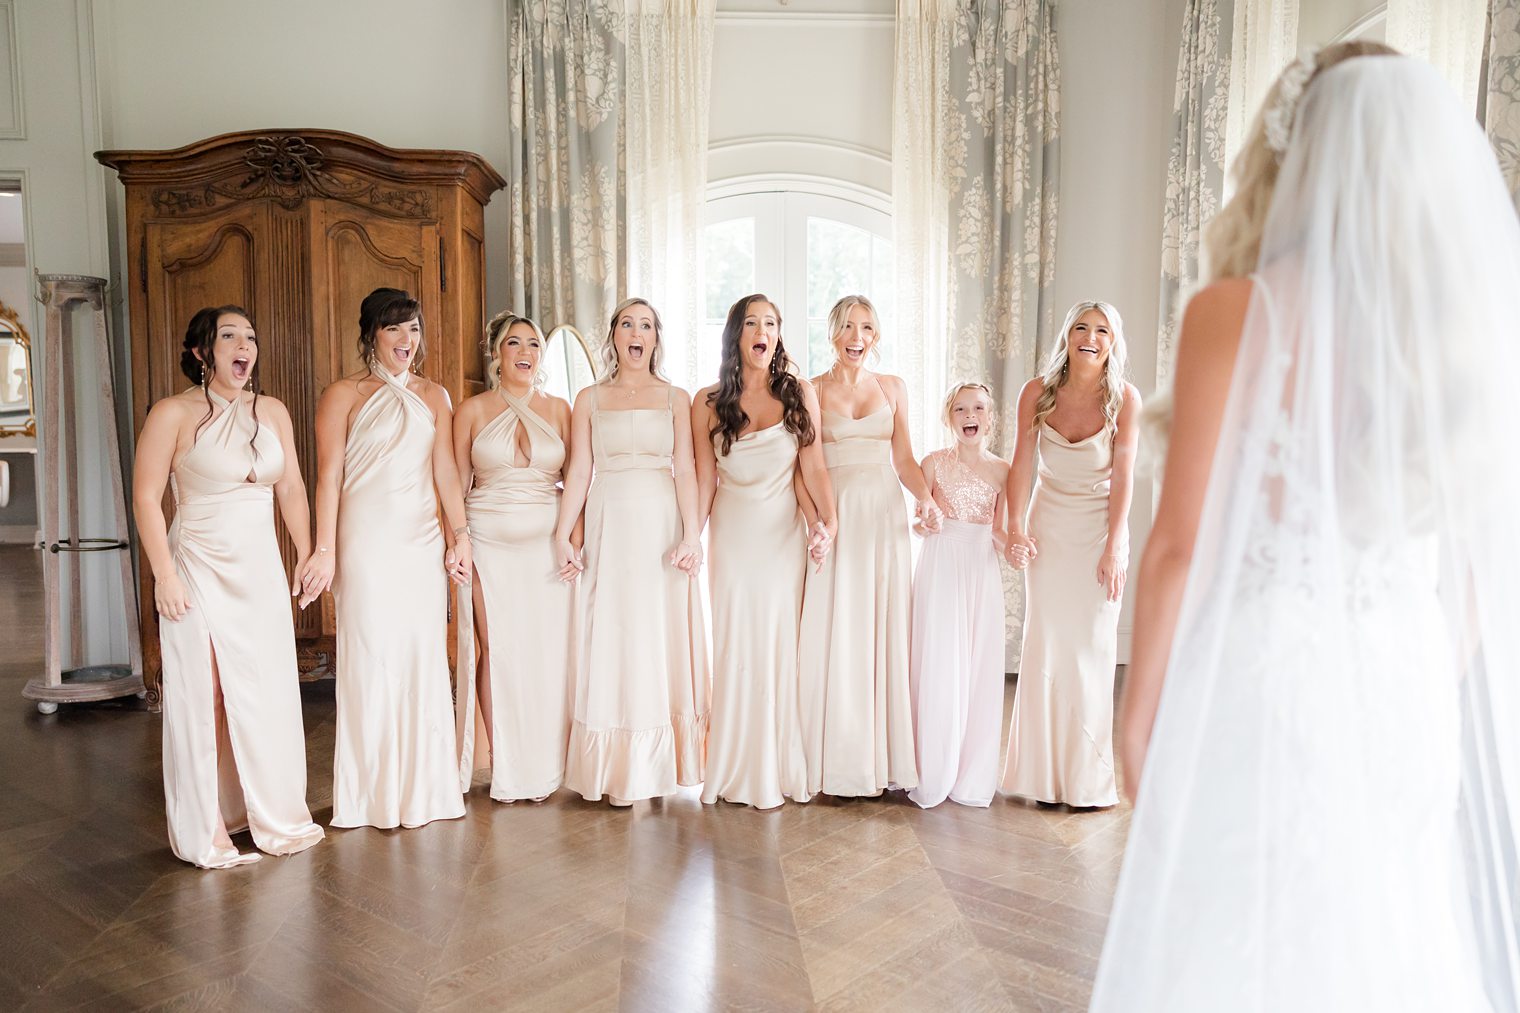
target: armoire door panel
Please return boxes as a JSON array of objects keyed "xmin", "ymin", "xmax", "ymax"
[
  {"xmin": 314, "ymin": 202, "xmax": 439, "ymax": 386},
  {"xmin": 144, "ymin": 205, "xmax": 267, "ymax": 407}
]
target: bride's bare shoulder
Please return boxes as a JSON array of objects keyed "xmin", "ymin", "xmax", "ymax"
[{"xmin": 1181, "ymin": 278, "xmax": 1254, "ymax": 342}]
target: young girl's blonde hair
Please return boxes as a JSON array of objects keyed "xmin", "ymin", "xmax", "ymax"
[{"xmin": 941, "ymin": 381, "xmax": 996, "ymax": 441}]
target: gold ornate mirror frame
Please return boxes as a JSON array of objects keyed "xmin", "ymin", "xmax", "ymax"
[{"xmin": 0, "ymin": 298, "xmax": 35, "ymax": 439}]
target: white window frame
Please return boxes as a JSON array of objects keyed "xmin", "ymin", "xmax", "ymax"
[{"xmin": 701, "ymin": 175, "xmax": 892, "ymax": 381}]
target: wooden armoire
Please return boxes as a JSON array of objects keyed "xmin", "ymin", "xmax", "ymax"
[{"xmin": 97, "ymin": 129, "xmax": 506, "ymax": 700}]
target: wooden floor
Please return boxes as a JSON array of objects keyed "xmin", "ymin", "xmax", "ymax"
[{"xmin": 0, "ymin": 545, "xmax": 1130, "ymax": 1012}]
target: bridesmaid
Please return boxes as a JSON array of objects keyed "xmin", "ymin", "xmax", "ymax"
[
  {"xmin": 452, "ymin": 311, "xmax": 574, "ymax": 802},
  {"xmin": 1001, "ymin": 301, "xmax": 1139, "ymax": 808},
  {"xmin": 300, "ymin": 288, "xmax": 470, "ymax": 830},
  {"xmin": 554, "ymin": 297, "xmax": 709, "ymax": 806},
  {"xmin": 907, "ymin": 382, "xmax": 1010, "ymax": 809},
  {"xmin": 132, "ymin": 306, "xmax": 324, "ymax": 868},
  {"xmin": 797, "ymin": 294, "xmax": 942, "ymax": 798},
  {"xmin": 692, "ymin": 294, "xmax": 837, "ymax": 809}
]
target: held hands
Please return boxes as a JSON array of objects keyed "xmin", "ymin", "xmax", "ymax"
[
  {"xmin": 670, "ymin": 538, "xmax": 703, "ymax": 578},
  {"xmin": 1006, "ymin": 532, "xmax": 1038, "ymax": 570},
  {"xmin": 154, "ymin": 573, "xmax": 194, "ymax": 622},
  {"xmin": 554, "ymin": 537, "xmax": 584, "ymax": 583},
  {"xmin": 294, "ymin": 550, "xmax": 334, "ymax": 610},
  {"xmin": 1097, "ymin": 549, "xmax": 1126, "ymax": 602},
  {"xmin": 445, "ymin": 536, "xmax": 473, "ymax": 587},
  {"xmin": 806, "ymin": 520, "xmax": 835, "ymax": 571},
  {"xmin": 915, "ymin": 498, "xmax": 944, "ymax": 534}
]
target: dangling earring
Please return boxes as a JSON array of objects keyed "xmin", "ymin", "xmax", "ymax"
[{"xmin": 200, "ymin": 363, "xmax": 208, "ymax": 387}]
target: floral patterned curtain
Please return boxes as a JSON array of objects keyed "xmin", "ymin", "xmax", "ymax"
[
  {"xmin": 505, "ymin": 0, "xmax": 713, "ymax": 376},
  {"xmin": 894, "ymin": 0, "xmax": 1060, "ymax": 667},
  {"xmin": 1486, "ymin": 0, "xmax": 1520, "ymax": 210},
  {"xmin": 1156, "ymin": 0, "xmax": 1233, "ymax": 386}
]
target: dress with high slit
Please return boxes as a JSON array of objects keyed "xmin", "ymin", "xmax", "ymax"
[
  {"xmin": 797, "ymin": 401, "xmax": 918, "ymax": 796},
  {"xmin": 158, "ymin": 389, "xmax": 324, "ymax": 868},
  {"xmin": 702, "ymin": 423, "xmax": 810, "ymax": 809},
  {"xmin": 455, "ymin": 389, "xmax": 573, "ymax": 801},
  {"xmin": 331, "ymin": 367, "xmax": 465, "ymax": 829},
  {"xmin": 564, "ymin": 384, "xmax": 709, "ymax": 801}
]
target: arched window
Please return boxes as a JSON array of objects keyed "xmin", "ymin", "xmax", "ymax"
[{"xmin": 699, "ymin": 182, "xmax": 894, "ymax": 384}]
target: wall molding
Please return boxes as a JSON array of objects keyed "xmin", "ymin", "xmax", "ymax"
[
  {"xmin": 1335, "ymin": 4, "xmax": 1387, "ymax": 42},
  {"xmin": 0, "ymin": 1, "xmax": 25, "ymax": 140},
  {"xmin": 715, "ymin": 11, "xmax": 893, "ymax": 26},
  {"xmin": 709, "ymin": 133, "xmax": 891, "ymax": 167},
  {"xmin": 706, "ymin": 172, "xmax": 891, "ymax": 214}
]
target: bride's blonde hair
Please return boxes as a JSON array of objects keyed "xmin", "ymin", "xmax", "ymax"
[{"xmin": 1204, "ymin": 40, "xmax": 1398, "ymax": 282}]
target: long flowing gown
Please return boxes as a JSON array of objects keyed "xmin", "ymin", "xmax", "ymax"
[
  {"xmin": 1001, "ymin": 424, "xmax": 1123, "ymax": 807},
  {"xmin": 702, "ymin": 423, "xmax": 810, "ymax": 809},
  {"xmin": 455, "ymin": 389, "xmax": 573, "ymax": 801},
  {"xmin": 798, "ymin": 404, "xmax": 917, "ymax": 796},
  {"xmin": 564, "ymin": 385, "xmax": 709, "ymax": 801},
  {"xmin": 907, "ymin": 449, "xmax": 1006, "ymax": 808},
  {"xmin": 331, "ymin": 367, "xmax": 465, "ymax": 829},
  {"xmin": 159, "ymin": 390, "xmax": 324, "ymax": 868}
]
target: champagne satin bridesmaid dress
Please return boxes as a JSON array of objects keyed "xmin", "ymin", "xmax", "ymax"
[
  {"xmin": 797, "ymin": 403, "xmax": 918, "ymax": 797},
  {"xmin": 565, "ymin": 384, "xmax": 710, "ymax": 802},
  {"xmin": 1002, "ymin": 424, "xmax": 1124, "ymax": 807},
  {"xmin": 159, "ymin": 390, "xmax": 324, "ymax": 869},
  {"xmin": 455, "ymin": 389, "xmax": 573, "ymax": 802},
  {"xmin": 907, "ymin": 449, "xmax": 1006, "ymax": 809},
  {"xmin": 331, "ymin": 367, "xmax": 465, "ymax": 829},
  {"xmin": 702, "ymin": 423, "xmax": 810, "ymax": 809}
]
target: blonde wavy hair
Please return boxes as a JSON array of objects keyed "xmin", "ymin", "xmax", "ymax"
[
  {"xmin": 1204, "ymin": 39, "xmax": 1398, "ymax": 282},
  {"xmin": 825, "ymin": 294, "xmax": 883, "ymax": 366},
  {"xmin": 601, "ymin": 297, "xmax": 666, "ymax": 380},
  {"xmin": 941, "ymin": 381, "xmax": 996, "ymax": 441},
  {"xmin": 483, "ymin": 310, "xmax": 548, "ymax": 390},
  {"xmin": 1032, "ymin": 301, "xmax": 1128, "ymax": 440}
]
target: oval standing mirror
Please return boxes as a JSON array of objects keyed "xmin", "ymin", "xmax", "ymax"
[
  {"xmin": 0, "ymin": 300, "xmax": 35, "ymax": 438},
  {"xmin": 542, "ymin": 324, "xmax": 598, "ymax": 403}
]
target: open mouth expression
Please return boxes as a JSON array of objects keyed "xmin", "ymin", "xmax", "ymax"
[
  {"xmin": 616, "ymin": 306, "xmax": 658, "ymax": 371},
  {"xmin": 502, "ymin": 325, "xmax": 542, "ymax": 383},
  {"xmin": 1069, "ymin": 310, "xmax": 1112, "ymax": 365},
  {"xmin": 215, "ymin": 313, "xmax": 257, "ymax": 387},
  {"xmin": 742, "ymin": 302, "xmax": 780, "ymax": 369}
]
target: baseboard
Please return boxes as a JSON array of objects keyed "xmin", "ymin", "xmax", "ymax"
[{"xmin": 0, "ymin": 524, "xmax": 38, "ymax": 544}]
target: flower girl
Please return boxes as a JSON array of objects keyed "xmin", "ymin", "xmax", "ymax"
[{"xmin": 907, "ymin": 382, "xmax": 1010, "ymax": 808}]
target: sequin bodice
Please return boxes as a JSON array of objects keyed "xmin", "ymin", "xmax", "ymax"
[{"xmin": 930, "ymin": 448, "xmax": 998, "ymax": 524}]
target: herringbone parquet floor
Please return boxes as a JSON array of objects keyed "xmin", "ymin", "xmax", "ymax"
[{"xmin": 0, "ymin": 545, "xmax": 1130, "ymax": 1011}]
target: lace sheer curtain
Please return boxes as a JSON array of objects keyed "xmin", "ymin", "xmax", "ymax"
[
  {"xmin": 505, "ymin": 0, "xmax": 714, "ymax": 383},
  {"xmin": 1225, "ymin": 0, "xmax": 1299, "ymax": 173},
  {"xmin": 1485, "ymin": 0, "xmax": 1520, "ymax": 210},
  {"xmin": 893, "ymin": 0, "xmax": 1060, "ymax": 666},
  {"xmin": 1388, "ymin": 0, "xmax": 1488, "ymax": 111},
  {"xmin": 1156, "ymin": 0, "xmax": 1232, "ymax": 385}
]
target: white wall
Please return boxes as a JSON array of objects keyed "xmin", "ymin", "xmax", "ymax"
[
  {"xmin": 708, "ymin": 0, "xmax": 894, "ymax": 195},
  {"xmin": 0, "ymin": 0, "xmax": 125, "ymax": 666}
]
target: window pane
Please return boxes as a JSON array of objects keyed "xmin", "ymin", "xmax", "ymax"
[
  {"xmin": 807, "ymin": 217, "xmax": 872, "ymax": 320},
  {"xmin": 807, "ymin": 318, "xmax": 830, "ymax": 376},
  {"xmin": 702, "ymin": 218, "xmax": 756, "ymax": 319}
]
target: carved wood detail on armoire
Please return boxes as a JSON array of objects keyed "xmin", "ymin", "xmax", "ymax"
[{"xmin": 98, "ymin": 129, "xmax": 506, "ymax": 700}]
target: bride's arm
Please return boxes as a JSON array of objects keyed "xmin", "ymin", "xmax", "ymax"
[{"xmin": 1118, "ymin": 279, "xmax": 1250, "ymax": 802}]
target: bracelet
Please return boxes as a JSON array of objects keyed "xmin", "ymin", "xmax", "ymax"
[
  {"xmin": 316, "ymin": 545, "xmax": 330, "ymax": 554},
  {"xmin": 452, "ymin": 524, "xmax": 471, "ymax": 539}
]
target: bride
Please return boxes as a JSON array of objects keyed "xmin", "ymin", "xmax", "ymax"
[{"xmin": 1092, "ymin": 43, "xmax": 1520, "ymax": 1011}]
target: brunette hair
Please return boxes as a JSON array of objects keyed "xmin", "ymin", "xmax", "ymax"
[
  {"xmin": 179, "ymin": 305, "xmax": 259, "ymax": 448},
  {"xmin": 358, "ymin": 287, "xmax": 425, "ymax": 371},
  {"xmin": 707, "ymin": 294, "xmax": 815, "ymax": 455}
]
